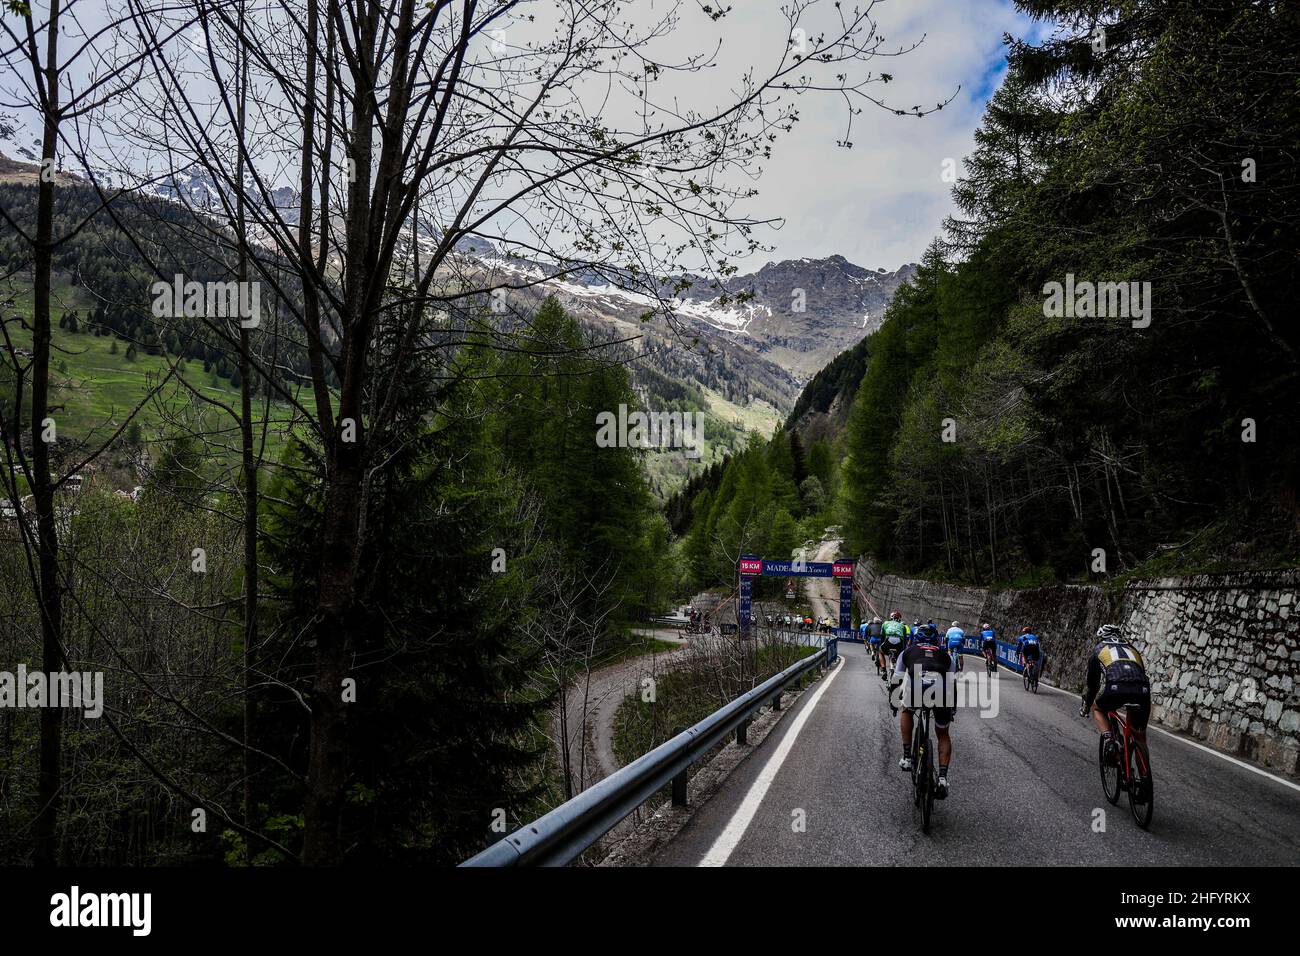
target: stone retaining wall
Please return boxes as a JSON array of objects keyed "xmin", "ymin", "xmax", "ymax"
[{"xmin": 853, "ymin": 560, "xmax": 1299, "ymax": 774}]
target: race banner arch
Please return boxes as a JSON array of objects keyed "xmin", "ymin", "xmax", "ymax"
[{"xmin": 737, "ymin": 554, "xmax": 855, "ymax": 638}]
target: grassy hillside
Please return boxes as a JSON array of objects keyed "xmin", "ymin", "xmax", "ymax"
[
  {"xmin": 642, "ymin": 384, "xmax": 782, "ymax": 501},
  {"xmin": 2, "ymin": 277, "xmax": 301, "ymax": 484}
]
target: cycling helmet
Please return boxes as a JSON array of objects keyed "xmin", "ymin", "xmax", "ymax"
[
  {"xmin": 917, "ymin": 623, "xmax": 940, "ymax": 642},
  {"xmin": 1096, "ymin": 623, "xmax": 1123, "ymax": 641},
  {"xmin": 951, "ymin": 621, "xmax": 960, "ymax": 628},
  {"xmin": 981, "ymin": 622, "xmax": 990, "ymax": 630},
  {"xmin": 890, "ymin": 610, "xmax": 902, "ymax": 621},
  {"xmin": 1021, "ymin": 626, "xmax": 1033, "ymax": 634},
  {"xmin": 872, "ymin": 616, "xmax": 882, "ymax": 624}
]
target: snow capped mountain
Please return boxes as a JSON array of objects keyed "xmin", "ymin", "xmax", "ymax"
[
  {"xmin": 1, "ymin": 121, "xmax": 917, "ymax": 410},
  {"xmin": 469, "ymin": 249, "xmax": 916, "ymax": 385},
  {"xmin": 0, "ymin": 115, "xmax": 39, "ymax": 163}
]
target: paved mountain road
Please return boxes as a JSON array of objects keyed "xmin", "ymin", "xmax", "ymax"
[
  {"xmin": 806, "ymin": 538, "xmax": 844, "ymax": 622},
  {"xmin": 648, "ymin": 641, "xmax": 1300, "ymax": 866}
]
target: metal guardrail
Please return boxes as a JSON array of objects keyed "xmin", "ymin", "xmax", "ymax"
[
  {"xmin": 460, "ymin": 640, "xmax": 836, "ymax": 867},
  {"xmin": 649, "ymin": 616, "xmax": 688, "ymax": 628},
  {"xmin": 763, "ymin": 627, "xmax": 835, "ymax": 648}
]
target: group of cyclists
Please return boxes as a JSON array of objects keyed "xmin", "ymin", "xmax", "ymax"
[
  {"xmin": 860, "ymin": 612, "xmax": 1044, "ymax": 677},
  {"xmin": 758, "ymin": 613, "xmax": 837, "ymax": 632},
  {"xmin": 858, "ymin": 610, "xmax": 1151, "ymax": 806},
  {"xmin": 687, "ymin": 609, "xmax": 835, "ymax": 634}
]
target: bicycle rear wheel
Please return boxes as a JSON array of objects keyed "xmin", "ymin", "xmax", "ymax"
[
  {"xmin": 920, "ymin": 744, "xmax": 934, "ymax": 833},
  {"xmin": 1099, "ymin": 717, "xmax": 1121, "ymax": 805},
  {"xmin": 1030, "ymin": 667, "xmax": 1039, "ymax": 693},
  {"xmin": 1128, "ymin": 737, "xmax": 1154, "ymax": 829},
  {"xmin": 1023, "ymin": 668, "xmax": 1030, "ymax": 691}
]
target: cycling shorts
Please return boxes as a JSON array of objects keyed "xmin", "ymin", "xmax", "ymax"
[
  {"xmin": 899, "ymin": 673, "xmax": 954, "ymax": 729},
  {"xmin": 1096, "ymin": 683, "xmax": 1151, "ymax": 730},
  {"xmin": 981, "ymin": 638, "xmax": 997, "ymax": 651},
  {"xmin": 1021, "ymin": 644, "xmax": 1041, "ymax": 662},
  {"xmin": 903, "ymin": 701, "xmax": 953, "ymax": 729}
]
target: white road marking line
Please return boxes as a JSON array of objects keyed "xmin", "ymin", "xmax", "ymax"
[
  {"xmin": 698, "ymin": 657, "xmax": 846, "ymax": 867},
  {"xmin": 1149, "ymin": 726, "xmax": 1300, "ymax": 794},
  {"xmin": 1028, "ymin": 672, "xmax": 1299, "ymax": 794}
]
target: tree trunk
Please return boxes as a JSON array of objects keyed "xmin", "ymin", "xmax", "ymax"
[
  {"xmin": 301, "ymin": 447, "xmax": 366, "ymax": 863},
  {"xmin": 31, "ymin": 0, "xmax": 64, "ymax": 868}
]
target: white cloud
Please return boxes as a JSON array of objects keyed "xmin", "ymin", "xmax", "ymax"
[{"xmin": 689, "ymin": 0, "xmax": 1038, "ymax": 267}]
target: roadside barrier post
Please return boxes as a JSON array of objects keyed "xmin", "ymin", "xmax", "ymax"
[{"xmin": 671, "ymin": 726, "xmax": 688, "ymax": 806}]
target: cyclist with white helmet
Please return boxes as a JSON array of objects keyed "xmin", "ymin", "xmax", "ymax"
[
  {"xmin": 945, "ymin": 620, "xmax": 965, "ymax": 671},
  {"xmin": 1081, "ymin": 624, "xmax": 1152, "ymax": 758}
]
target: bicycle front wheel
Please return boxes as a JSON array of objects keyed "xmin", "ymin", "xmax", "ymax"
[
  {"xmin": 1128, "ymin": 738, "xmax": 1154, "ymax": 829},
  {"xmin": 910, "ymin": 723, "xmax": 923, "ymax": 798}
]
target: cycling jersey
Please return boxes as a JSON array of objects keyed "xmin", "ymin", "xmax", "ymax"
[
  {"xmin": 881, "ymin": 619, "xmax": 908, "ymax": 646},
  {"xmin": 945, "ymin": 627, "xmax": 964, "ymax": 649},
  {"xmin": 893, "ymin": 640, "xmax": 953, "ymax": 728},
  {"xmin": 1017, "ymin": 634, "xmax": 1041, "ymax": 661},
  {"xmin": 1083, "ymin": 639, "xmax": 1151, "ymax": 729},
  {"xmin": 980, "ymin": 628, "xmax": 996, "ymax": 648}
]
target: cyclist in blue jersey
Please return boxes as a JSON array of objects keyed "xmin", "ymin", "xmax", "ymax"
[
  {"xmin": 1017, "ymin": 626, "xmax": 1043, "ymax": 675},
  {"xmin": 945, "ymin": 621, "xmax": 965, "ymax": 671}
]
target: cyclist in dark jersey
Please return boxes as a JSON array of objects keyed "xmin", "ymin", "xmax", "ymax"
[
  {"xmin": 979, "ymin": 623, "xmax": 997, "ymax": 667},
  {"xmin": 891, "ymin": 622, "xmax": 954, "ymax": 798},
  {"xmin": 1080, "ymin": 624, "xmax": 1151, "ymax": 759},
  {"xmin": 865, "ymin": 616, "xmax": 884, "ymax": 643}
]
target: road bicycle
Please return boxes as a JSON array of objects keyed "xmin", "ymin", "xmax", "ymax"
[
  {"xmin": 1097, "ymin": 704, "xmax": 1154, "ymax": 829},
  {"xmin": 1022, "ymin": 658, "xmax": 1039, "ymax": 693},
  {"xmin": 983, "ymin": 646, "xmax": 997, "ymax": 674},
  {"xmin": 952, "ymin": 647, "xmax": 964, "ymax": 672}
]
